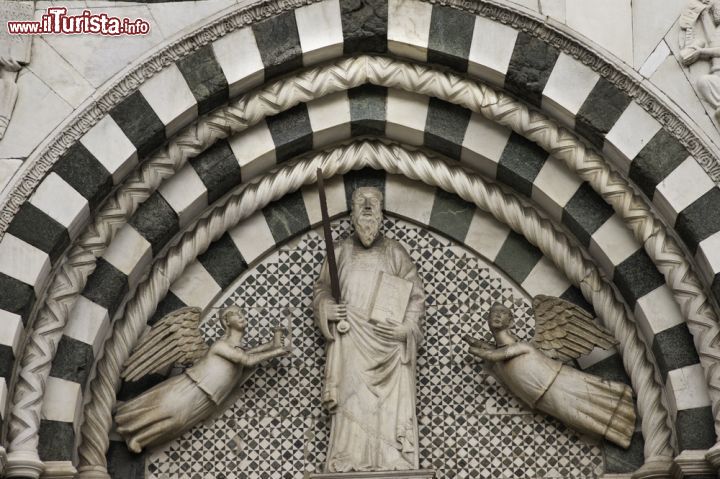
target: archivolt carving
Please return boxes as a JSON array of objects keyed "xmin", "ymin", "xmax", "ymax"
[
  {"xmin": 76, "ymin": 141, "xmax": 672, "ymax": 476},
  {"xmin": 441, "ymin": 0, "xmax": 720, "ymax": 180},
  {"xmin": 7, "ymin": 56, "xmax": 367, "ymax": 461},
  {"xmin": 7, "ymin": 126, "xmax": 212, "ymax": 457},
  {"xmin": 0, "ymin": 0, "xmax": 318, "ymax": 238},
  {"xmin": 480, "ymin": 93, "xmax": 720, "ymax": 451},
  {"xmin": 11, "ymin": 54, "xmax": 712, "ymax": 469},
  {"xmin": 0, "ymin": 0, "xmax": 719, "ymax": 243}
]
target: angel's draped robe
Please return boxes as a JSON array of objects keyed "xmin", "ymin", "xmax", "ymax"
[
  {"xmin": 115, "ymin": 342, "xmax": 249, "ymax": 452},
  {"xmin": 314, "ymin": 236, "xmax": 425, "ymax": 472},
  {"xmin": 489, "ymin": 342, "xmax": 635, "ymax": 448}
]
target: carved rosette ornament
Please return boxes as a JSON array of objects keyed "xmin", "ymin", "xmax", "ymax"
[{"xmin": 0, "ymin": 1, "xmax": 32, "ymax": 139}]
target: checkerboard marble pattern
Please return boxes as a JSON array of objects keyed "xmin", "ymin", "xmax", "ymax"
[
  {"xmin": 8, "ymin": 2, "xmax": 715, "ymax": 456},
  {"xmin": 2, "ymin": 1, "xmax": 719, "ymax": 472},
  {"xmin": 145, "ymin": 218, "xmax": 604, "ymax": 479}
]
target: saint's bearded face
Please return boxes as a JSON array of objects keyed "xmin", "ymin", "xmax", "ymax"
[{"xmin": 351, "ymin": 187, "xmax": 384, "ymax": 248}]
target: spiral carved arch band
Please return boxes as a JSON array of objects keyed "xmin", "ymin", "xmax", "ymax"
[
  {"xmin": 74, "ymin": 140, "xmax": 674, "ymax": 476},
  {"xmin": 6, "ymin": 54, "xmax": 717, "ymax": 474}
]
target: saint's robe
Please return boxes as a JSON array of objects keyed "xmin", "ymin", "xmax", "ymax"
[{"xmin": 314, "ymin": 236, "xmax": 425, "ymax": 472}]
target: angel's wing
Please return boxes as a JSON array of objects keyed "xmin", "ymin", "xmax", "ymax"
[
  {"xmin": 122, "ymin": 306, "xmax": 208, "ymax": 382},
  {"xmin": 531, "ymin": 295, "xmax": 617, "ymax": 361}
]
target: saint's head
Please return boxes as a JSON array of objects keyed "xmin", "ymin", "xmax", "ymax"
[
  {"xmin": 220, "ymin": 306, "xmax": 248, "ymax": 335},
  {"xmin": 487, "ymin": 303, "xmax": 513, "ymax": 332},
  {"xmin": 351, "ymin": 186, "xmax": 384, "ymax": 248}
]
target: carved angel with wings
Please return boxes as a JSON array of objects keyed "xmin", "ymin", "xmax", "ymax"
[
  {"xmin": 464, "ymin": 297, "xmax": 636, "ymax": 449},
  {"xmin": 115, "ymin": 306, "xmax": 290, "ymax": 453}
]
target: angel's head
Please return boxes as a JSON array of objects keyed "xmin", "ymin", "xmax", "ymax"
[
  {"xmin": 220, "ymin": 306, "xmax": 248, "ymax": 334},
  {"xmin": 487, "ymin": 303, "xmax": 513, "ymax": 332},
  {"xmin": 711, "ymin": 0, "xmax": 720, "ymax": 25}
]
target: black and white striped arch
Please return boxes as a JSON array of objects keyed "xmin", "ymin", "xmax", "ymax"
[{"xmin": 0, "ymin": 0, "xmax": 717, "ymax": 468}]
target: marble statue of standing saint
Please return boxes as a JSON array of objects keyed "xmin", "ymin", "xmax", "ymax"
[{"xmin": 313, "ymin": 186, "xmax": 426, "ymax": 472}]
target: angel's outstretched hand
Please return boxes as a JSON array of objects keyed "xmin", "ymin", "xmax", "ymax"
[
  {"xmin": 463, "ymin": 335, "xmax": 494, "ymax": 350},
  {"xmin": 468, "ymin": 346, "xmax": 492, "ymax": 360},
  {"xmin": 272, "ymin": 327, "xmax": 288, "ymax": 348},
  {"xmin": 275, "ymin": 346, "xmax": 292, "ymax": 357},
  {"xmin": 269, "ymin": 329, "xmax": 292, "ymax": 357}
]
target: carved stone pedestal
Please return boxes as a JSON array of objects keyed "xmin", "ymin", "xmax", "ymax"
[
  {"xmin": 5, "ymin": 449, "xmax": 44, "ymax": 478},
  {"xmin": 630, "ymin": 456, "xmax": 674, "ymax": 479},
  {"xmin": 704, "ymin": 442, "xmax": 720, "ymax": 469},
  {"xmin": 41, "ymin": 461, "xmax": 77, "ymax": 479},
  {"xmin": 76, "ymin": 465, "xmax": 111, "ymax": 479},
  {"xmin": 310, "ymin": 470, "xmax": 435, "ymax": 479},
  {"xmin": 671, "ymin": 450, "xmax": 716, "ymax": 478}
]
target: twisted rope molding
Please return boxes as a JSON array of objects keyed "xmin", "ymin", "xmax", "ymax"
[
  {"xmin": 6, "ymin": 156, "xmax": 184, "ymax": 456},
  {"xmin": 435, "ymin": 0, "xmax": 720, "ymax": 181},
  {"xmin": 0, "ymin": 0, "xmax": 319, "ymax": 240},
  {"xmin": 6, "ymin": 56, "xmax": 371, "ymax": 460},
  {"xmin": 76, "ymin": 140, "xmax": 673, "ymax": 477},
  {"xmin": 481, "ymin": 94, "xmax": 720, "ymax": 435},
  {"xmin": 1, "ymin": 0, "xmax": 719, "ymax": 244},
  {"xmin": 9, "ymin": 54, "xmax": 707, "ymax": 468}
]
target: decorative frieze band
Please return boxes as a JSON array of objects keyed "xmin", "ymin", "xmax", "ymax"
[
  {"xmin": 76, "ymin": 140, "xmax": 673, "ymax": 477},
  {"xmin": 8, "ymin": 54, "xmax": 718, "ymax": 478},
  {"xmin": 0, "ymin": 0, "xmax": 718, "ymax": 246}
]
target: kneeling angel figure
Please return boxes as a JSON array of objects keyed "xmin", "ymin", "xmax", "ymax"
[
  {"xmin": 465, "ymin": 296, "xmax": 636, "ymax": 448},
  {"xmin": 115, "ymin": 305, "xmax": 290, "ymax": 453}
]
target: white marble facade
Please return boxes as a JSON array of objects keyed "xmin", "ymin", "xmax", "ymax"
[
  {"xmin": 1, "ymin": 0, "xmax": 718, "ymax": 192},
  {"xmin": 1, "ymin": 1, "xmax": 720, "ymax": 479}
]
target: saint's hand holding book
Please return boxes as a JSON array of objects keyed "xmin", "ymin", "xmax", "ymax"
[
  {"xmin": 368, "ymin": 271, "xmax": 414, "ymax": 325},
  {"xmin": 368, "ymin": 271, "xmax": 414, "ymax": 342}
]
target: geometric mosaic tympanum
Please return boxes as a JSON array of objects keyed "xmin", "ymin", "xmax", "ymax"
[{"xmin": 142, "ymin": 217, "xmax": 604, "ymax": 478}]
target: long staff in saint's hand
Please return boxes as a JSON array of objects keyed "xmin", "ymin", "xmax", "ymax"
[{"xmin": 316, "ymin": 168, "xmax": 345, "ymax": 338}]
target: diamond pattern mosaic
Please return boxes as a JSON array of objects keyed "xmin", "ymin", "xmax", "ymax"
[{"xmin": 146, "ymin": 218, "xmax": 604, "ymax": 478}]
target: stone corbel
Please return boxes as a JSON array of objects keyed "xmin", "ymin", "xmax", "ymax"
[
  {"xmin": 671, "ymin": 450, "xmax": 717, "ymax": 478},
  {"xmin": 0, "ymin": 1, "xmax": 32, "ymax": 139},
  {"xmin": 41, "ymin": 461, "xmax": 78, "ymax": 479}
]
